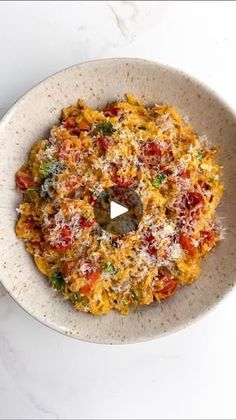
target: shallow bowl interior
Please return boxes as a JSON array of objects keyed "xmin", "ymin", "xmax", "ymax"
[{"xmin": 0, "ymin": 58, "xmax": 236, "ymax": 344}]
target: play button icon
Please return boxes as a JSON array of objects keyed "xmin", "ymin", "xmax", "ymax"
[
  {"xmin": 110, "ymin": 201, "xmax": 128, "ymax": 219},
  {"xmin": 94, "ymin": 186, "xmax": 143, "ymax": 235}
]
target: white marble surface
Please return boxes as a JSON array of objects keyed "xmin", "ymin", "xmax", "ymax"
[{"xmin": 0, "ymin": 1, "xmax": 236, "ymax": 419}]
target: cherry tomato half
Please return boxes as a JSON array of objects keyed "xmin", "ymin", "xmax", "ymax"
[{"xmin": 50, "ymin": 225, "xmax": 74, "ymax": 253}]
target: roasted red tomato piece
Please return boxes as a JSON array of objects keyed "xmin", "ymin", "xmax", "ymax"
[
  {"xmin": 70, "ymin": 127, "xmax": 81, "ymax": 136},
  {"xmin": 50, "ymin": 225, "xmax": 74, "ymax": 253},
  {"xmin": 153, "ymin": 272, "xmax": 178, "ymax": 300},
  {"xmin": 63, "ymin": 118, "xmax": 76, "ymax": 129},
  {"xmin": 97, "ymin": 136, "xmax": 111, "ymax": 151},
  {"xmin": 104, "ymin": 107, "xmax": 120, "ymax": 117},
  {"xmin": 179, "ymin": 170, "xmax": 190, "ymax": 178},
  {"xmin": 179, "ymin": 233, "xmax": 196, "ymax": 256},
  {"xmin": 158, "ymin": 279, "xmax": 178, "ymax": 299},
  {"xmin": 79, "ymin": 216, "xmax": 94, "ymax": 228},
  {"xmin": 141, "ymin": 141, "xmax": 163, "ymax": 168},
  {"xmin": 143, "ymin": 229, "xmax": 157, "ymax": 256},
  {"xmin": 80, "ymin": 270, "xmax": 100, "ymax": 295},
  {"xmin": 200, "ymin": 230, "xmax": 216, "ymax": 246},
  {"xmin": 16, "ymin": 169, "xmax": 35, "ymax": 192},
  {"xmin": 25, "ymin": 215, "xmax": 35, "ymax": 230},
  {"xmin": 185, "ymin": 192, "xmax": 204, "ymax": 210}
]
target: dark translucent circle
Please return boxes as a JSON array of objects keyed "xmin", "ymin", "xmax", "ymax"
[{"xmin": 94, "ymin": 186, "xmax": 143, "ymax": 235}]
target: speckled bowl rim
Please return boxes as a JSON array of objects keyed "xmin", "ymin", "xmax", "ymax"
[{"xmin": 0, "ymin": 58, "xmax": 236, "ymax": 344}]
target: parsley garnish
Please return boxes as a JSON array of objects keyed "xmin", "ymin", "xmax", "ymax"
[
  {"xmin": 72, "ymin": 292, "xmax": 82, "ymax": 303},
  {"xmin": 40, "ymin": 178, "xmax": 54, "ymax": 200},
  {"xmin": 48, "ymin": 272, "xmax": 65, "ymax": 291},
  {"xmin": 39, "ymin": 159, "xmax": 63, "ymax": 178},
  {"xmin": 151, "ymin": 173, "xmax": 166, "ymax": 188},
  {"xmin": 92, "ymin": 188, "xmax": 100, "ymax": 197},
  {"xmin": 26, "ymin": 188, "xmax": 39, "ymax": 199},
  {"xmin": 39, "ymin": 161, "xmax": 51, "ymax": 178},
  {"xmin": 96, "ymin": 121, "xmax": 116, "ymax": 134},
  {"xmin": 103, "ymin": 263, "xmax": 116, "ymax": 274},
  {"xmin": 196, "ymin": 150, "xmax": 204, "ymax": 161},
  {"xmin": 209, "ymin": 177, "xmax": 215, "ymax": 184},
  {"xmin": 39, "ymin": 159, "xmax": 64, "ymax": 200},
  {"xmin": 131, "ymin": 288, "xmax": 141, "ymax": 302}
]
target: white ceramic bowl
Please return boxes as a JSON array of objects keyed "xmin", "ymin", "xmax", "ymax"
[{"xmin": 0, "ymin": 58, "xmax": 236, "ymax": 344}]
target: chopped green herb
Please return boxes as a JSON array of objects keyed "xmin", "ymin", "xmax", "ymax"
[
  {"xmin": 96, "ymin": 121, "xmax": 116, "ymax": 134},
  {"xmin": 72, "ymin": 292, "xmax": 82, "ymax": 303},
  {"xmin": 173, "ymin": 267, "xmax": 181, "ymax": 277},
  {"xmin": 39, "ymin": 160, "xmax": 64, "ymax": 199},
  {"xmin": 92, "ymin": 188, "xmax": 100, "ymax": 197},
  {"xmin": 196, "ymin": 150, "xmax": 204, "ymax": 161},
  {"xmin": 131, "ymin": 288, "xmax": 141, "ymax": 302},
  {"xmin": 48, "ymin": 272, "xmax": 65, "ymax": 291},
  {"xmin": 39, "ymin": 159, "xmax": 63, "ymax": 178},
  {"xmin": 39, "ymin": 161, "xmax": 52, "ymax": 178},
  {"xmin": 40, "ymin": 178, "xmax": 54, "ymax": 200},
  {"xmin": 151, "ymin": 173, "xmax": 166, "ymax": 188},
  {"xmin": 26, "ymin": 188, "xmax": 39, "ymax": 199},
  {"xmin": 103, "ymin": 263, "xmax": 116, "ymax": 274},
  {"xmin": 209, "ymin": 177, "xmax": 215, "ymax": 184}
]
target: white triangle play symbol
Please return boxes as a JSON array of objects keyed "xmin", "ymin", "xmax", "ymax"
[{"xmin": 110, "ymin": 201, "xmax": 128, "ymax": 220}]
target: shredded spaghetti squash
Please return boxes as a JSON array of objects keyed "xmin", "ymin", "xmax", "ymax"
[{"xmin": 15, "ymin": 95, "xmax": 223, "ymax": 315}]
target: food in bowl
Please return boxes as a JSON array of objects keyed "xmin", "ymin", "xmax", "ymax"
[{"xmin": 15, "ymin": 94, "xmax": 223, "ymax": 315}]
